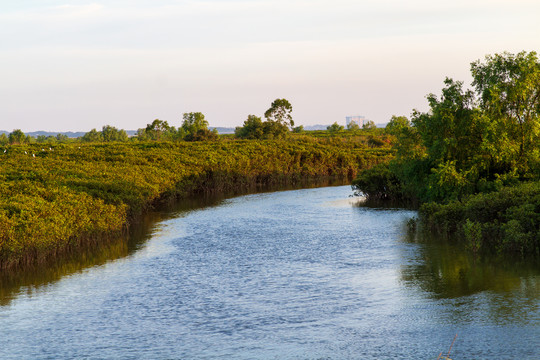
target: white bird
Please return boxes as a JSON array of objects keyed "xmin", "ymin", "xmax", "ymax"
[
  {"xmin": 24, "ymin": 151, "xmax": 27, "ymax": 154},
  {"xmin": 32, "ymin": 154, "xmax": 35, "ymax": 158}
]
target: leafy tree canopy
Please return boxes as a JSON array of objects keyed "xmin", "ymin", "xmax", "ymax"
[
  {"xmin": 145, "ymin": 119, "xmax": 173, "ymax": 141},
  {"xmin": 471, "ymin": 51, "xmax": 540, "ymax": 162},
  {"xmin": 235, "ymin": 114, "xmax": 289, "ymax": 139},
  {"xmin": 56, "ymin": 133, "xmax": 69, "ymax": 143},
  {"xmin": 81, "ymin": 129, "xmax": 103, "ymax": 142},
  {"xmin": 36, "ymin": 135, "xmax": 58, "ymax": 144},
  {"xmin": 354, "ymin": 50, "xmax": 540, "ymax": 204},
  {"xmin": 182, "ymin": 112, "xmax": 208, "ymax": 134},
  {"xmin": 292, "ymin": 125, "xmax": 305, "ymax": 133},
  {"xmin": 0, "ymin": 133, "xmax": 8, "ymax": 145},
  {"xmin": 362, "ymin": 120, "xmax": 377, "ymax": 130},
  {"xmin": 347, "ymin": 121, "xmax": 360, "ymax": 131},
  {"xmin": 81, "ymin": 126, "xmax": 128, "ymax": 142},
  {"xmin": 135, "ymin": 119, "xmax": 180, "ymax": 141},
  {"xmin": 235, "ymin": 115, "xmax": 264, "ymax": 139},
  {"xmin": 264, "ymin": 98, "xmax": 294, "ymax": 128},
  {"xmin": 9, "ymin": 129, "xmax": 27, "ymax": 145},
  {"xmin": 327, "ymin": 122, "xmax": 344, "ymax": 132},
  {"xmin": 182, "ymin": 112, "xmax": 211, "ymax": 141},
  {"xmin": 102, "ymin": 125, "xmax": 128, "ymax": 142},
  {"xmin": 385, "ymin": 116, "xmax": 410, "ymax": 136}
]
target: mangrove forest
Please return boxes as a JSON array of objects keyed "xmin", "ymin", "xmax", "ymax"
[{"xmin": 0, "ymin": 130, "xmax": 391, "ymax": 270}]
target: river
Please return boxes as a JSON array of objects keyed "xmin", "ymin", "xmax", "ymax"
[{"xmin": 1, "ymin": 186, "xmax": 539, "ymax": 359}]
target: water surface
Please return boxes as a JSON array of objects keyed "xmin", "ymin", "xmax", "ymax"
[{"xmin": 1, "ymin": 186, "xmax": 538, "ymax": 359}]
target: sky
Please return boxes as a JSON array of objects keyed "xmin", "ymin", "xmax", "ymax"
[{"xmin": 1, "ymin": 0, "xmax": 539, "ymax": 132}]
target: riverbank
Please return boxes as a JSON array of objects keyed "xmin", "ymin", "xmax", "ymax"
[
  {"xmin": 0, "ymin": 139, "xmax": 391, "ymax": 270},
  {"xmin": 3, "ymin": 185, "xmax": 537, "ymax": 358},
  {"xmin": 418, "ymin": 180, "xmax": 540, "ymax": 256}
]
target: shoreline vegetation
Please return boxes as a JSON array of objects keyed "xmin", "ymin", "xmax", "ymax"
[
  {"xmin": 352, "ymin": 51, "xmax": 540, "ymax": 257},
  {"xmin": 4, "ymin": 49, "xmax": 538, "ymax": 273},
  {"xmin": 0, "ymin": 134, "xmax": 391, "ymax": 271}
]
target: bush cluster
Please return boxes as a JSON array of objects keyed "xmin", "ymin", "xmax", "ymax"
[{"xmin": 419, "ymin": 181, "xmax": 540, "ymax": 256}]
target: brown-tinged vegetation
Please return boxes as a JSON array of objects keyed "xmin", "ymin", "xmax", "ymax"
[{"xmin": 0, "ymin": 137, "xmax": 391, "ymax": 270}]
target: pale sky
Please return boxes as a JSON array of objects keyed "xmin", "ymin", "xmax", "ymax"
[{"xmin": 1, "ymin": 0, "xmax": 539, "ymax": 132}]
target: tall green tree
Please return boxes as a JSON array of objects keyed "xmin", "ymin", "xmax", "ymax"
[
  {"xmin": 385, "ymin": 116, "xmax": 410, "ymax": 136},
  {"xmin": 235, "ymin": 115, "xmax": 264, "ymax": 139},
  {"xmin": 471, "ymin": 51, "xmax": 540, "ymax": 170},
  {"xmin": 413, "ymin": 78, "xmax": 485, "ymax": 168},
  {"xmin": 362, "ymin": 120, "xmax": 377, "ymax": 130},
  {"xmin": 56, "ymin": 133, "xmax": 69, "ymax": 143},
  {"xmin": 235, "ymin": 114, "xmax": 289, "ymax": 139},
  {"xmin": 144, "ymin": 119, "xmax": 174, "ymax": 141},
  {"xmin": 0, "ymin": 133, "xmax": 8, "ymax": 145},
  {"xmin": 264, "ymin": 99, "xmax": 294, "ymax": 128},
  {"xmin": 327, "ymin": 122, "xmax": 344, "ymax": 132},
  {"xmin": 9, "ymin": 129, "xmax": 27, "ymax": 144},
  {"xmin": 402, "ymin": 78, "xmax": 491, "ymax": 200},
  {"xmin": 81, "ymin": 129, "xmax": 103, "ymax": 142},
  {"xmin": 347, "ymin": 121, "xmax": 360, "ymax": 131},
  {"xmin": 102, "ymin": 125, "xmax": 128, "ymax": 142},
  {"xmin": 182, "ymin": 112, "xmax": 210, "ymax": 141}
]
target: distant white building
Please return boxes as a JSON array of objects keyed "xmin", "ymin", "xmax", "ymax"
[{"xmin": 345, "ymin": 115, "xmax": 366, "ymax": 127}]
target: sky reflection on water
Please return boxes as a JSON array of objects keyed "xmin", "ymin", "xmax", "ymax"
[{"xmin": 0, "ymin": 185, "xmax": 538, "ymax": 359}]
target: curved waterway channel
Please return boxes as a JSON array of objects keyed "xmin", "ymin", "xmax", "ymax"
[{"xmin": 1, "ymin": 185, "xmax": 539, "ymax": 359}]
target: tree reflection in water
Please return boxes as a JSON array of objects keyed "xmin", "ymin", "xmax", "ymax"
[{"xmin": 399, "ymin": 229, "xmax": 540, "ymax": 324}]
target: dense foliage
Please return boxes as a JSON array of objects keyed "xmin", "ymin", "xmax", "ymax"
[
  {"xmin": 82, "ymin": 126, "xmax": 128, "ymax": 142},
  {"xmin": 353, "ymin": 51, "xmax": 540, "ymax": 255},
  {"xmin": 264, "ymin": 98, "xmax": 294, "ymax": 128},
  {"xmin": 420, "ymin": 182, "xmax": 540, "ymax": 256},
  {"xmin": 134, "ymin": 114, "xmax": 218, "ymax": 142},
  {"xmin": 327, "ymin": 122, "xmax": 345, "ymax": 132},
  {"xmin": 0, "ymin": 138, "xmax": 391, "ymax": 269},
  {"xmin": 234, "ymin": 115, "xmax": 290, "ymax": 139},
  {"xmin": 235, "ymin": 99, "xmax": 296, "ymax": 139}
]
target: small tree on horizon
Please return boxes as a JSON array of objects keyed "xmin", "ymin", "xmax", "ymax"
[
  {"xmin": 102, "ymin": 125, "xmax": 128, "ymax": 142},
  {"xmin": 347, "ymin": 121, "xmax": 360, "ymax": 131},
  {"xmin": 9, "ymin": 129, "xmax": 27, "ymax": 144},
  {"xmin": 327, "ymin": 122, "xmax": 344, "ymax": 132},
  {"xmin": 235, "ymin": 115, "xmax": 264, "ymax": 139},
  {"xmin": 81, "ymin": 129, "xmax": 103, "ymax": 142},
  {"xmin": 362, "ymin": 120, "xmax": 377, "ymax": 130},
  {"xmin": 145, "ymin": 119, "xmax": 172, "ymax": 141},
  {"xmin": 182, "ymin": 112, "xmax": 217, "ymax": 141},
  {"xmin": 0, "ymin": 133, "xmax": 8, "ymax": 145},
  {"xmin": 264, "ymin": 99, "xmax": 294, "ymax": 128},
  {"xmin": 385, "ymin": 115, "xmax": 410, "ymax": 136},
  {"xmin": 56, "ymin": 133, "xmax": 69, "ymax": 143}
]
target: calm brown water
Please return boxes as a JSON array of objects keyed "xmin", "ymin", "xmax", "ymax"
[{"xmin": 1, "ymin": 186, "xmax": 539, "ymax": 359}]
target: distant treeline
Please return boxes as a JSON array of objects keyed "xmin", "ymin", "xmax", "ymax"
[
  {"xmin": 353, "ymin": 51, "xmax": 540, "ymax": 257},
  {"xmin": 0, "ymin": 136, "xmax": 392, "ymax": 270},
  {"xmin": 2, "ymin": 99, "xmax": 380, "ymax": 144},
  {"xmin": 1, "ymin": 112, "xmax": 219, "ymax": 144}
]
